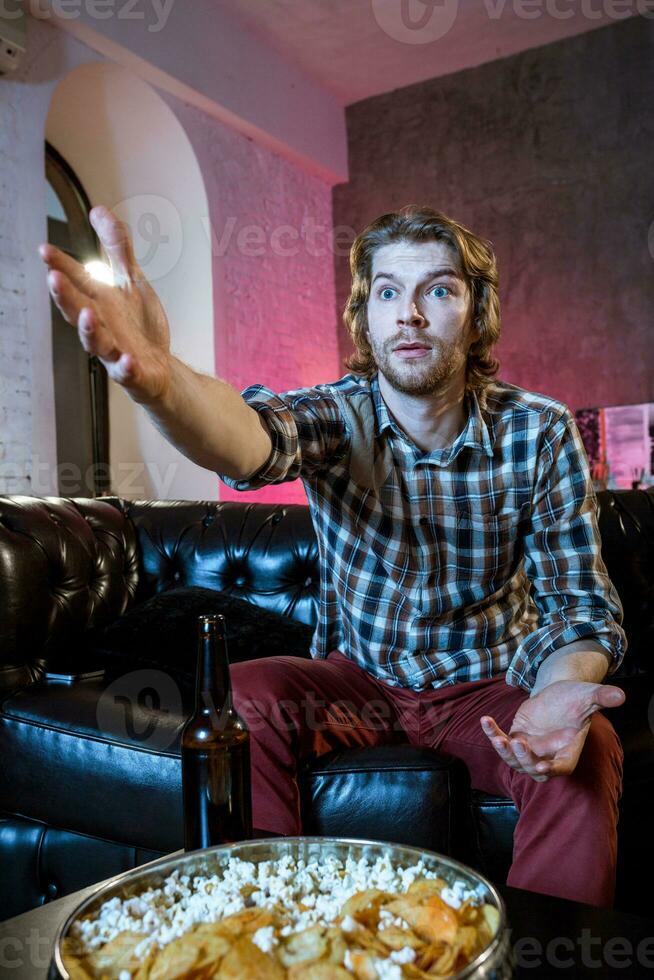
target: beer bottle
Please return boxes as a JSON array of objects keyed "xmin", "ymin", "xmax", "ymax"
[{"xmin": 181, "ymin": 614, "xmax": 252, "ymax": 850}]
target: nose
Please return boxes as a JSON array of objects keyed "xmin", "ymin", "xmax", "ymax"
[{"xmin": 398, "ymin": 299, "xmax": 426, "ymax": 327}]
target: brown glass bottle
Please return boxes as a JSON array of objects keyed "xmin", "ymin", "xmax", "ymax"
[{"xmin": 181, "ymin": 614, "xmax": 252, "ymax": 851}]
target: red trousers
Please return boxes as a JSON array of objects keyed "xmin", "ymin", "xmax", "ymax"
[{"xmin": 231, "ymin": 650, "xmax": 624, "ymax": 908}]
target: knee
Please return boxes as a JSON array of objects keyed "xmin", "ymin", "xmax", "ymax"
[
  {"xmin": 584, "ymin": 712, "xmax": 623, "ymax": 763},
  {"xmin": 577, "ymin": 711, "xmax": 624, "ymax": 785}
]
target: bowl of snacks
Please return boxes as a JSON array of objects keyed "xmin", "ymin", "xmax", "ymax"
[{"xmin": 51, "ymin": 837, "xmax": 514, "ymax": 979}]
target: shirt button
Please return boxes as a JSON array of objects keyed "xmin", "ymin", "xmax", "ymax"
[{"xmin": 419, "ymin": 517, "xmax": 429, "ymax": 526}]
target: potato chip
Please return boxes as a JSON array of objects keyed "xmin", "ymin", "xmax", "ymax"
[
  {"xmin": 405, "ymin": 878, "xmax": 448, "ymax": 901},
  {"xmin": 387, "ymin": 894, "xmax": 459, "ymax": 945},
  {"xmin": 288, "ymin": 962, "xmax": 351, "ymax": 979},
  {"xmin": 86, "ymin": 930, "xmax": 147, "ymax": 978},
  {"xmin": 217, "ymin": 907, "xmax": 273, "ymax": 937},
  {"xmin": 481, "ymin": 902, "xmax": 500, "ymax": 936},
  {"xmin": 278, "ymin": 924, "xmax": 329, "ymax": 967},
  {"xmin": 188, "ymin": 922, "xmax": 232, "ymax": 974},
  {"xmin": 378, "ymin": 925, "xmax": 423, "ymax": 951},
  {"xmin": 217, "ymin": 934, "xmax": 285, "ymax": 979},
  {"xmin": 148, "ymin": 933, "xmax": 203, "ymax": 980},
  {"xmin": 62, "ymin": 956, "xmax": 95, "ymax": 980},
  {"xmin": 345, "ymin": 949, "xmax": 380, "ymax": 980},
  {"xmin": 325, "ymin": 925, "xmax": 348, "ymax": 965},
  {"xmin": 341, "ymin": 889, "xmax": 387, "ymax": 917}
]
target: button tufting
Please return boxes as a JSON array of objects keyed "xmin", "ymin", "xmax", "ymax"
[
  {"xmin": 46, "ymin": 882, "xmax": 58, "ymax": 899},
  {"xmin": 202, "ymin": 515, "xmax": 215, "ymax": 527},
  {"xmin": 304, "ymin": 576, "xmax": 312, "ymax": 587},
  {"xmin": 272, "ymin": 513, "xmax": 283, "ymax": 525},
  {"xmin": 173, "ymin": 570, "xmax": 181, "ymax": 582},
  {"xmin": 234, "ymin": 576, "xmax": 247, "ymax": 587}
]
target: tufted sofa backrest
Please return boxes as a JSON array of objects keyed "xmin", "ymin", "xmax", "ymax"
[
  {"xmin": 113, "ymin": 498, "xmax": 319, "ymax": 624},
  {"xmin": 0, "ymin": 490, "xmax": 651, "ymax": 690},
  {"xmin": 0, "ymin": 496, "xmax": 319, "ymax": 690},
  {"xmin": 0, "ymin": 496, "xmax": 140, "ymax": 688}
]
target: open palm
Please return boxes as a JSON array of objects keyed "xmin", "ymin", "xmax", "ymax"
[
  {"xmin": 481, "ymin": 679, "xmax": 625, "ymax": 782},
  {"xmin": 38, "ymin": 205, "xmax": 172, "ymax": 404}
]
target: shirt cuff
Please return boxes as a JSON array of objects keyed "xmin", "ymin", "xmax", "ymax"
[{"xmin": 505, "ymin": 617, "xmax": 627, "ymax": 692}]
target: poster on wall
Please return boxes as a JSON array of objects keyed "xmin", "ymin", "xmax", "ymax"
[{"xmin": 574, "ymin": 403, "xmax": 654, "ymax": 491}]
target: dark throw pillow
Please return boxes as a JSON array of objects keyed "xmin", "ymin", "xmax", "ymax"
[{"xmin": 91, "ymin": 587, "xmax": 314, "ymax": 681}]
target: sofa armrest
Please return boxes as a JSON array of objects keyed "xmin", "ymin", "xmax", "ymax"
[{"xmin": 300, "ymin": 745, "xmax": 472, "ymax": 860}]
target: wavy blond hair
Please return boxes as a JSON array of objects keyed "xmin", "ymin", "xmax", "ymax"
[{"xmin": 343, "ymin": 205, "xmax": 501, "ymax": 394}]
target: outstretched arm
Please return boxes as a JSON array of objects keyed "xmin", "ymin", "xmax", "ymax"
[{"xmin": 39, "ymin": 205, "xmax": 271, "ymax": 480}]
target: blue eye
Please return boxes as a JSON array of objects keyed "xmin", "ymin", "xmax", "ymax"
[
  {"xmin": 430, "ymin": 285, "xmax": 450, "ymax": 298},
  {"xmin": 379, "ymin": 287, "xmax": 395, "ymax": 300}
]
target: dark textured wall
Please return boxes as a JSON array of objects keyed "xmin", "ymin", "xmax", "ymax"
[{"xmin": 332, "ymin": 16, "xmax": 654, "ymax": 413}]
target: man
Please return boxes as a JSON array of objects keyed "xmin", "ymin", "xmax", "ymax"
[{"xmin": 39, "ymin": 204, "xmax": 627, "ymax": 908}]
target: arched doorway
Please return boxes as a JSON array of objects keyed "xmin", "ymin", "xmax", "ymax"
[
  {"xmin": 45, "ymin": 61, "xmax": 216, "ymax": 500},
  {"xmin": 46, "ymin": 141, "xmax": 110, "ymax": 496}
]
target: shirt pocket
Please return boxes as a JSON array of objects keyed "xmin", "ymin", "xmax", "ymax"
[{"xmin": 439, "ymin": 505, "xmax": 528, "ymax": 593}]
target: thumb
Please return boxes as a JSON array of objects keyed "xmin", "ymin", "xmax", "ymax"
[
  {"xmin": 589, "ymin": 684, "xmax": 626, "ymax": 711},
  {"xmin": 89, "ymin": 206, "xmax": 141, "ymax": 283}
]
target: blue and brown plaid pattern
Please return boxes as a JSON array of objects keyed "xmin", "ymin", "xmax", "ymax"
[{"xmin": 219, "ymin": 373, "xmax": 626, "ymax": 692}]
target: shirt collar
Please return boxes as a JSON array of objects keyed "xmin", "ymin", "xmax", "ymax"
[{"xmin": 370, "ymin": 372, "xmax": 494, "ymax": 460}]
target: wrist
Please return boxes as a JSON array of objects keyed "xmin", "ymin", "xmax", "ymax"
[
  {"xmin": 131, "ymin": 349, "xmax": 177, "ymax": 409},
  {"xmin": 531, "ymin": 642, "xmax": 611, "ymax": 697}
]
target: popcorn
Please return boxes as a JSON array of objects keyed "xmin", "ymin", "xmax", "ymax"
[{"xmin": 69, "ymin": 853, "xmax": 486, "ymax": 974}]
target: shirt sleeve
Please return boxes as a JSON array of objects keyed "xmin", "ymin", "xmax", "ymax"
[
  {"xmin": 217, "ymin": 382, "xmax": 349, "ymax": 491},
  {"xmin": 506, "ymin": 407, "xmax": 628, "ymax": 692}
]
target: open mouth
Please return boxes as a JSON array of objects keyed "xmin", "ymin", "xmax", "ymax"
[{"xmin": 393, "ymin": 344, "xmax": 431, "ymax": 359}]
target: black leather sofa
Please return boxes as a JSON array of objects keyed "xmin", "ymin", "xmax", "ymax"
[{"xmin": 0, "ymin": 490, "xmax": 652, "ymax": 922}]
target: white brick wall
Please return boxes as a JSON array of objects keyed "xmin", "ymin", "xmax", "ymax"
[
  {"xmin": 0, "ymin": 107, "xmax": 32, "ymax": 494},
  {"xmin": 0, "ymin": 15, "xmax": 341, "ymax": 501}
]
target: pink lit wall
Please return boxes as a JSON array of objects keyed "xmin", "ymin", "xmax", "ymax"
[
  {"xmin": 165, "ymin": 95, "xmax": 343, "ymax": 505},
  {"xmin": 333, "ymin": 17, "xmax": 654, "ymax": 415}
]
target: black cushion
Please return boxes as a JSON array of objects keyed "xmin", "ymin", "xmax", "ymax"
[{"xmin": 91, "ymin": 587, "xmax": 314, "ymax": 680}]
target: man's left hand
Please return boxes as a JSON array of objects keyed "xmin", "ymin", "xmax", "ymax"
[{"xmin": 480, "ymin": 680, "xmax": 625, "ymax": 782}]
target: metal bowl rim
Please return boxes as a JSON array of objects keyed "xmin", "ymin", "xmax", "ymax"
[{"xmin": 51, "ymin": 836, "xmax": 509, "ymax": 980}]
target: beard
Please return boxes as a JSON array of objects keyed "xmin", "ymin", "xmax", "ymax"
[{"xmin": 367, "ymin": 332, "xmax": 469, "ymax": 396}]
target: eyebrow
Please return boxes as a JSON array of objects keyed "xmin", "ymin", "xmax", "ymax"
[{"xmin": 371, "ymin": 266, "xmax": 463, "ymax": 285}]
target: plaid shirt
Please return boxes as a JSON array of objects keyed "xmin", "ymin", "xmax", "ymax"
[{"xmin": 219, "ymin": 372, "xmax": 627, "ymax": 692}]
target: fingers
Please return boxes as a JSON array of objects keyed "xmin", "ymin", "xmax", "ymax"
[
  {"xmin": 480, "ymin": 716, "xmax": 550, "ymax": 782},
  {"xmin": 47, "ymin": 270, "xmax": 120, "ymax": 363},
  {"xmin": 540, "ymin": 728, "xmax": 588, "ymax": 778},
  {"xmin": 77, "ymin": 306, "xmax": 121, "ymax": 363},
  {"xmin": 89, "ymin": 205, "xmax": 141, "ymax": 284},
  {"xmin": 46, "ymin": 268, "xmax": 91, "ymax": 329},
  {"xmin": 39, "ymin": 243, "xmax": 100, "ymax": 300}
]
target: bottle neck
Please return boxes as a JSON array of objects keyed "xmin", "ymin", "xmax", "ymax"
[{"xmin": 195, "ymin": 625, "xmax": 232, "ymax": 716}]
